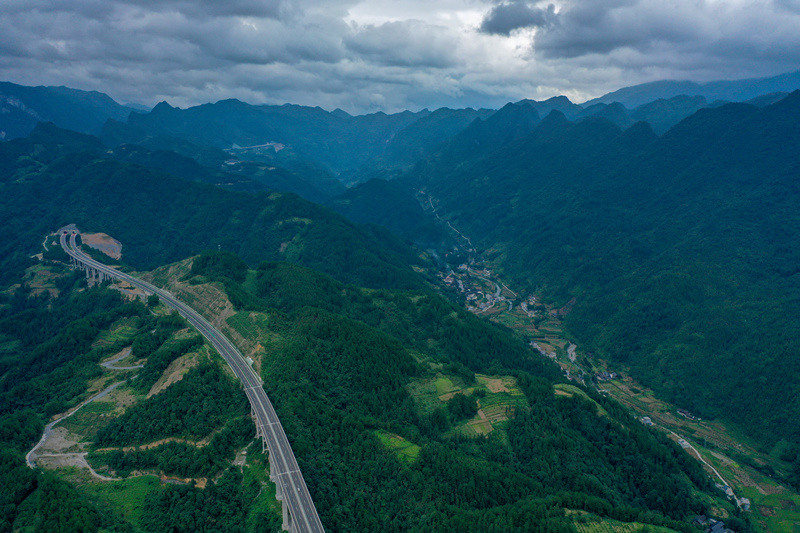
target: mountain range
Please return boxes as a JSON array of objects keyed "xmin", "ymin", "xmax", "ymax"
[
  {"xmin": 586, "ymin": 69, "xmax": 800, "ymax": 107},
  {"xmin": 0, "ymin": 82, "xmax": 135, "ymax": 140},
  {"xmin": 4, "ymin": 69, "xmax": 800, "ymax": 532},
  {"xmin": 4, "ymin": 68, "xmax": 798, "ymax": 177},
  {"xmin": 406, "ymin": 90, "xmax": 800, "ymax": 458}
]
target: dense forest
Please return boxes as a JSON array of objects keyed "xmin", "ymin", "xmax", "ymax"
[
  {"xmin": 94, "ymin": 364, "xmax": 248, "ymax": 446},
  {"xmin": 328, "ymin": 178, "xmax": 445, "ymax": 245},
  {"xmin": 0, "ymin": 273, "xmax": 145, "ymax": 531},
  {"xmin": 0, "ymin": 258, "xmax": 284, "ymax": 531},
  {"xmin": 90, "ymin": 416, "xmax": 254, "ymax": 479},
  {"xmin": 184, "ymin": 252, "xmax": 737, "ymax": 530},
  {"xmin": 408, "ymin": 91, "xmax": 800, "ymax": 465},
  {"xmin": 1, "ymin": 88, "xmax": 779, "ymax": 530},
  {"xmin": 0, "ymin": 123, "xmax": 422, "ymax": 291}
]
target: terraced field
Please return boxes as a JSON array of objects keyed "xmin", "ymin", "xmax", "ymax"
[
  {"xmin": 569, "ymin": 511, "xmax": 678, "ymax": 533},
  {"xmin": 407, "ymin": 372, "xmax": 528, "ymax": 436},
  {"xmin": 455, "ymin": 265, "xmax": 800, "ymax": 532}
]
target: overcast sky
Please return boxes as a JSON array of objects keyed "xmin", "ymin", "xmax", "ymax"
[{"xmin": 2, "ymin": 0, "xmax": 799, "ymax": 112}]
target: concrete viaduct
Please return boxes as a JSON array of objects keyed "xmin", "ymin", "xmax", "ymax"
[{"xmin": 59, "ymin": 227, "xmax": 325, "ymax": 533}]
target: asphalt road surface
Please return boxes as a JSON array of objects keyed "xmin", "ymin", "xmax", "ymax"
[{"xmin": 60, "ymin": 230, "xmax": 324, "ymax": 532}]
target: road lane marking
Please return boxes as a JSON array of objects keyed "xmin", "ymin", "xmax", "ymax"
[{"xmin": 62, "ymin": 233, "xmax": 324, "ymax": 532}]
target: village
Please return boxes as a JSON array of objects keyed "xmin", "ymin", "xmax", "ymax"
[{"xmin": 432, "ymin": 246, "xmax": 755, "ymax": 532}]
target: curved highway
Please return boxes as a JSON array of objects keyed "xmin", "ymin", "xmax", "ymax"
[{"xmin": 60, "ymin": 230, "xmax": 324, "ymax": 533}]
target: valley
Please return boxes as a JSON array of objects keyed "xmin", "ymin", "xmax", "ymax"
[
  {"xmin": 6, "ymin": 222, "xmax": 737, "ymax": 531},
  {"xmin": 3, "ymin": 64, "xmax": 800, "ymax": 533},
  {"xmin": 427, "ymin": 210, "xmax": 800, "ymax": 533}
]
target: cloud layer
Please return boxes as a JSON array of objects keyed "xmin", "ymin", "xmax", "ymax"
[
  {"xmin": 480, "ymin": 2, "xmax": 555, "ymax": 36},
  {"xmin": 1, "ymin": 0, "xmax": 799, "ymax": 112}
]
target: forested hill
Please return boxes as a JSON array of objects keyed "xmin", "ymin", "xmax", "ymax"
[
  {"xmin": 327, "ymin": 178, "xmax": 445, "ymax": 245},
  {"xmin": 102, "ymin": 99, "xmax": 490, "ymax": 175},
  {"xmin": 0, "ymin": 245, "xmax": 737, "ymax": 531},
  {"xmin": 0, "ymin": 81, "xmax": 135, "ymax": 140},
  {"xmin": 587, "ymin": 68, "xmax": 800, "ymax": 107},
  {"xmin": 411, "ymin": 91, "xmax": 800, "ymax": 459},
  {"xmin": 0, "ymin": 124, "xmax": 421, "ymax": 290},
  {"xmin": 144, "ymin": 251, "xmax": 733, "ymax": 530}
]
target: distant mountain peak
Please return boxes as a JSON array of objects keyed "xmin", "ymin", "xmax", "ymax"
[
  {"xmin": 151, "ymin": 101, "xmax": 176, "ymax": 113},
  {"xmin": 537, "ymin": 109, "xmax": 569, "ymax": 129},
  {"xmin": 588, "ymin": 68, "xmax": 800, "ymax": 107},
  {"xmin": 0, "ymin": 80, "xmax": 135, "ymax": 139},
  {"xmin": 617, "ymin": 120, "xmax": 658, "ymax": 150},
  {"xmin": 543, "ymin": 95, "xmax": 574, "ymax": 105}
]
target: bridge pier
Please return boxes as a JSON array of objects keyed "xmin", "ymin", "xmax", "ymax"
[
  {"xmin": 266, "ymin": 448, "xmax": 296, "ymax": 532},
  {"xmin": 69, "ymin": 256, "xmax": 109, "ymax": 286},
  {"xmin": 266, "ymin": 447, "xmax": 295, "ymax": 532},
  {"xmin": 62, "ymin": 231, "xmax": 317, "ymax": 533}
]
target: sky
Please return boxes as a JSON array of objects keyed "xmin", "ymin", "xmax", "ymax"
[{"xmin": 1, "ymin": 0, "xmax": 799, "ymax": 112}]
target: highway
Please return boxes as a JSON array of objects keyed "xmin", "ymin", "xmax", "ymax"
[{"xmin": 60, "ymin": 230, "xmax": 324, "ymax": 533}]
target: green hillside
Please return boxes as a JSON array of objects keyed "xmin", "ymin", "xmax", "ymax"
[
  {"xmin": 163, "ymin": 251, "xmax": 732, "ymax": 530},
  {"xmin": 412, "ymin": 91, "xmax": 800, "ymax": 474},
  {"xmin": 0, "ymin": 124, "xmax": 421, "ymax": 290},
  {"xmin": 0, "ymin": 81, "xmax": 134, "ymax": 140},
  {"xmin": 0, "ymin": 245, "xmax": 738, "ymax": 532},
  {"xmin": 328, "ymin": 178, "xmax": 444, "ymax": 244},
  {"xmin": 1, "ymin": 89, "xmax": 782, "ymax": 532}
]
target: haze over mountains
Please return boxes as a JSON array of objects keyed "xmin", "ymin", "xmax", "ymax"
[
  {"xmin": 4, "ymin": 68, "xmax": 799, "ymax": 173},
  {"xmin": 4, "ymin": 67, "xmax": 800, "ymax": 532},
  {"xmin": 587, "ymin": 69, "xmax": 800, "ymax": 107}
]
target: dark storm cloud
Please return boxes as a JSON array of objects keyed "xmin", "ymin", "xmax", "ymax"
[
  {"xmin": 1, "ymin": 0, "xmax": 800, "ymax": 111},
  {"xmin": 0, "ymin": 1, "xmax": 347, "ymax": 69},
  {"xmin": 2, "ymin": 0, "xmax": 284, "ymax": 18},
  {"xmin": 479, "ymin": 2, "xmax": 555, "ymax": 36},
  {"xmin": 127, "ymin": 0, "xmax": 284, "ymax": 18},
  {"xmin": 529, "ymin": 0, "xmax": 800, "ymax": 70},
  {"xmin": 530, "ymin": 0, "xmax": 699, "ymax": 58}
]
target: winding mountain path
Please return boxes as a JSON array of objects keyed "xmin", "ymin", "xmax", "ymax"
[
  {"xmin": 26, "ymin": 382, "xmax": 123, "ymax": 468},
  {"xmin": 59, "ymin": 228, "xmax": 323, "ymax": 533},
  {"xmin": 100, "ymin": 347, "xmax": 143, "ymax": 371}
]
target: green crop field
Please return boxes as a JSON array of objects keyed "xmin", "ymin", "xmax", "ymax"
[
  {"xmin": 409, "ymin": 372, "xmax": 529, "ymax": 438},
  {"xmin": 570, "ymin": 511, "xmax": 678, "ymax": 533},
  {"xmin": 693, "ymin": 441, "xmax": 800, "ymax": 532},
  {"xmin": 373, "ymin": 430, "xmax": 421, "ymax": 464}
]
